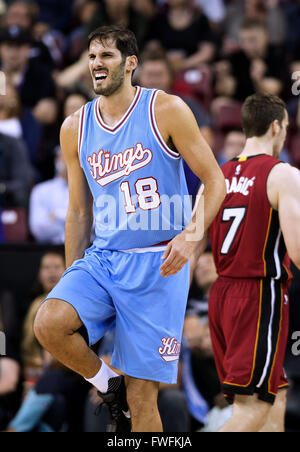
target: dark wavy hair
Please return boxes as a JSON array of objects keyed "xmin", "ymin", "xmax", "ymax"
[{"xmin": 88, "ymin": 25, "xmax": 139, "ymax": 60}]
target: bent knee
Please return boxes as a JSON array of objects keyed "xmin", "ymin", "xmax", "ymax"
[
  {"xmin": 34, "ymin": 299, "xmax": 82, "ymax": 345},
  {"xmin": 34, "ymin": 300, "xmax": 60, "ymax": 345}
]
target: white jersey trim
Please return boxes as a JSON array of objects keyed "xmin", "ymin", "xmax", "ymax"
[
  {"xmin": 78, "ymin": 105, "xmax": 86, "ymax": 168},
  {"xmin": 94, "ymin": 86, "xmax": 142, "ymax": 135},
  {"xmin": 149, "ymin": 90, "xmax": 181, "ymax": 160},
  {"xmin": 273, "ymin": 229, "xmax": 282, "ymax": 280},
  {"xmin": 118, "ymin": 246, "xmax": 167, "ymax": 254},
  {"xmin": 256, "ymin": 278, "xmax": 276, "ymax": 389}
]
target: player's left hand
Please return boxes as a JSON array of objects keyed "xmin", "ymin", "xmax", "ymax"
[{"xmin": 160, "ymin": 231, "xmax": 199, "ymax": 278}]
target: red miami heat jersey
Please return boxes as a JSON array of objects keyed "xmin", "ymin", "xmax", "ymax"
[{"xmin": 209, "ymin": 154, "xmax": 292, "ymax": 280}]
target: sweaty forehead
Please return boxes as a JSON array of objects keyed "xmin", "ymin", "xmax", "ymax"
[{"xmin": 89, "ymin": 38, "xmax": 119, "ymax": 54}]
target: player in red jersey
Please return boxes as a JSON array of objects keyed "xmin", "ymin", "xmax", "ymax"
[{"xmin": 206, "ymin": 93, "xmax": 300, "ymax": 432}]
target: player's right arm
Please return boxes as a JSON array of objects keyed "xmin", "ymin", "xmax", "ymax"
[
  {"xmin": 268, "ymin": 163, "xmax": 300, "ymax": 269},
  {"xmin": 60, "ymin": 112, "xmax": 94, "ymax": 269}
]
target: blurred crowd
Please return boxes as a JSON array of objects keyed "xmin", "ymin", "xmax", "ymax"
[
  {"xmin": 0, "ymin": 0, "xmax": 300, "ymax": 243},
  {"xmin": 1, "ymin": 0, "xmax": 300, "ymax": 433}
]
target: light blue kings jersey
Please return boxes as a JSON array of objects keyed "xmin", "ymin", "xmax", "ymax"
[{"xmin": 78, "ymin": 86, "xmax": 192, "ymax": 250}]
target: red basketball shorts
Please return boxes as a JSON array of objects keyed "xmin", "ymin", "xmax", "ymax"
[{"xmin": 208, "ymin": 277, "xmax": 289, "ymax": 405}]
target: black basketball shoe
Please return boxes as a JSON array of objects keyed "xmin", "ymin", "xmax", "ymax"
[{"xmin": 97, "ymin": 375, "xmax": 131, "ymax": 432}]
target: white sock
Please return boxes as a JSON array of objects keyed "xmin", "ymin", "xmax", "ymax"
[{"xmin": 85, "ymin": 359, "xmax": 119, "ymax": 393}]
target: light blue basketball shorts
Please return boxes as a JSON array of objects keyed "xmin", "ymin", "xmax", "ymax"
[{"xmin": 44, "ymin": 245, "xmax": 190, "ymax": 384}]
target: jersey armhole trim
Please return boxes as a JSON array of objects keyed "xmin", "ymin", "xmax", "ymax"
[
  {"xmin": 149, "ymin": 90, "xmax": 181, "ymax": 160},
  {"xmin": 78, "ymin": 105, "xmax": 86, "ymax": 167}
]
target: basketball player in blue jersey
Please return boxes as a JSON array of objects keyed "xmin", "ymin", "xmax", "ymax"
[{"xmin": 34, "ymin": 26, "xmax": 226, "ymax": 432}]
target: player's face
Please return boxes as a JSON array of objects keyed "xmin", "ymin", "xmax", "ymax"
[
  {"xmin": 273, "ymin": 110, "xmax": 289, "ymax": 159},
  {"xmin": 88, "ymin": 39, "xmax": 126, "ymax": 96}
]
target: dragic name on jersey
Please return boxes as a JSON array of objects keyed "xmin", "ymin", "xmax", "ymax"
[{"xmin": 225, "ymin": 176, "xmax": 256, "ymax": 196}]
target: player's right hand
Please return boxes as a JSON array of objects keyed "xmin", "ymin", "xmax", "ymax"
[{"xmin": 160, "ymin": 231, "xmax": 199, "ymax": 278}]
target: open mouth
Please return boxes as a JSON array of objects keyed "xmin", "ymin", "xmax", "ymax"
[{"xmin": 94, "ymin": 71, "xmax": 108, "ymax": 83}]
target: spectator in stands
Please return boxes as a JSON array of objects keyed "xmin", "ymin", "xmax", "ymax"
[
  {"xmin": 0, "ymin": 80, "xmax": 23, "ymax": 140},
  {"xmin": 224, "ymin": 18, "xmax": 288, "ymax": 101},
  {"xmin": 146, "ymin": 0, "xmax": 216, "ymax": 71},
  {"xmin": 138, "ymin": 53, "xmax": 213, "ymax": 198},
  {"xmin": 34, "ymin": 0, "xmax": 73, "ymax": 33},
  {"xmin": 63, "ymin": 91, "xmax": 88, "ymax": 119},
  {"xmin": 54, "ymin": 49, "xmax": 94, "ymax": 100},
  {"xmin": 32, "ymin": 18, "xmax": 65, "ymax": 69},
  {"xmin": 0, "ymin": 290, "xmax": 23, "ymax": 430},
  {"xmin": 34, "ymin": 90, "xmax": 87, "ymax": 185},
  {"xmin": 2, "ymin": 0, "xmax": 59, "ymax": 69},
  {"xmin": 66, "ymin": 0, "xmax": 98, "ymax": 64},
  {"xmin": 0, "ymin": 80, "xmax": 41, "ymax": 169},
  {"xmin": 138, "ymin": 53, "xmax": 213, "ymax": 144},
  {"xmin": 195, "ymin": 0, "xmax": 225, "ymax": 26},
  {"xmin": 283, "ymin": 0, "xmax": 300, "ymax": 61},
  {"xmin": 0, "ymin": 79, "xmax": 40, "ymax": 169},
  {"xmin": 85, "ymin": 0, "xmax": 152, "ymax": 51},
  {"xmin": 0, "ymin": 132, "xmax": 34, "ymax": 208},
  {"xmin": 3, "ymin": 0, "xmax": 38, "ymax": 30},
  {"xmin": 29, "ymin": 147, "xmax": 68, "ymax": 244},
  {"xmin": 217, "ymin": 128, "xmax": 246, "ymax": 165},
  {"xmin": 7, "ymin": 359, "xmax": 88, "ymax": 432},
  {"xmin": 21, "ymin": 251, "xmax": 65, "ymax": 389},
  {"xmin": 131, "ymin": 0, "xmax": 156, "ymax": 20},
  {"xmin": 223, "ymin": 0, "xmax": 287, "ymax": 50},
  {"xmin": 5, "ymin": 251, "xmax": 89, "ymax": 432},
  {"xmin": 67, "ymin": 0, "xmax": 155, "ymax": 64},
  {"xmin": 211, "ymin": 60, "xmax": 238, "ymax": 122},
  {"xmin": 218, "ymin": 124, "xmax": 291, "ymax": 165},
  {"xmin": 0, "ymin": 0, "xmax": 5, "ymax": 15},
  {"xmin": 257, "ymin": 76, "xmax": 283, "ymax": 97},
  {"xmin": 0, "ymin": 25, "xmax": 57, "ymax": 125},
  {"xmin": 158, "ymin": 0, "xmax": 226, "ymax": 26},
  {"xmin": 217, "ymin": 127, "xmax": 290, "ymax": 166}
]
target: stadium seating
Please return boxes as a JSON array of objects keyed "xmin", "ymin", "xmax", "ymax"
[
  {"xmin": 1, "ymin": 208, "xmax": 29, "ymax": 243},
  {"xmin": 174, "ymin": 66, "xmax": 214, "ymax": 111},
  {"xmin": 212, "ymin": 102, "xmax": 243, "ymax": 131}
]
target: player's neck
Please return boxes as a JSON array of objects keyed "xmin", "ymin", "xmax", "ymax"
[
  {"xmin": 238, "ymin": 136, "xmax": 274, "ymax": 159},
  {"xmin": 98, "ymin": 82, "xmax": 137, "ymax": 124}
]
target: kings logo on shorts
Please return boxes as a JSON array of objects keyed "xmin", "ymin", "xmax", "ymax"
[{"xmin": 158, "ymin": 337, "xmax": 181, "ymax": 362}]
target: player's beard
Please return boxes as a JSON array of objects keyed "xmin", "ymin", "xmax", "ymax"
[{"xmin": 93, "ymin": 58, "xmax": 126, "ymax": 96}]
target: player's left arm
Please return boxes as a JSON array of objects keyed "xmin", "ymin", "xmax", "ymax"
[{"xmin": 157, "ymin": 93, "xmax": 226, "ymax": 277}]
